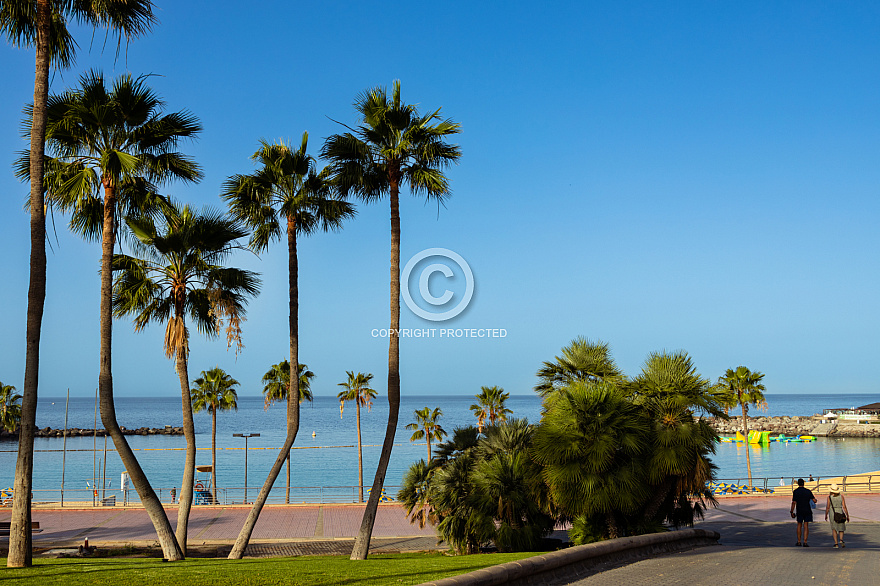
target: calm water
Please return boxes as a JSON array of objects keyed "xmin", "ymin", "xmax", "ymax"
[{"xmin": 1, "ymin": 393, "xmax": 878, "ymax": 499}]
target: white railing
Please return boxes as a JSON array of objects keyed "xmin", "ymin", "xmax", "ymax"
[{"xmin": 710, "ymin": 475, "xmax": 880, "ymax": 496}]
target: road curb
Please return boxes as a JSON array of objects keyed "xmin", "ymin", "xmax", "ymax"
[{"xmin": 416, "ymin": 528, "xmax": 720, "ymax": 586}]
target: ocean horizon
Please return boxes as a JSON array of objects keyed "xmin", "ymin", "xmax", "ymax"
[{"xmin": 2, "ymin": 393, "xmax": 878, "ymax": 501}]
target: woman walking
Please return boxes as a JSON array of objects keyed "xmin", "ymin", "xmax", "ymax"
[{"xmin": 825, "ymin": 483, "xmax": 850, "ymax": 548}]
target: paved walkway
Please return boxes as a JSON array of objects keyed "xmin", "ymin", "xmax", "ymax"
[
  {"xmin": 0, "ymin": 503, "xmax": 440, "ymax": 556},
  {"xmin": 562, "ymin": 494, "xmax": 880, "ymax": 585}
]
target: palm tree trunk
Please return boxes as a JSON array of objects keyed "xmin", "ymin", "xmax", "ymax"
[
  {"xmin": 742, "ymin": 399, "xmax": 752, "ymax": 487},
  {"xmin": 356, "ymin": 403, "xmax": 363, "ymax": 503},
  {"xmin": 642, "ymin": 477, "xmax": 674, "ymax": 526},
  {"xmin": 286, "ymin": 454, "xmax": 290, "ymax": 504},
  {"xmin": 228, "ymin": 217, "xmax": 301, "ymax": 559},
  {"xmin": 212, "ymin": 409, "xmax": 217, "ymax": 504},
  {"xmin": 605, "ymin": 511, "xmax": 619, "ymax": 540},
  {"xmin": 98, "ymin": 186, "xmax": 183, "ymax": 561},
  {"xmin": 427, "ymin": 435, "xmax": 431, "ymax": 462},
  {"xmin": 351, "ymin": 175, "xmax": 402, "ymax": 560},
  {"xmin": 175, "ymin": 348, "xmax": 196, "ymax": 555},
  {"xmin": 7, "ymin": 0, "xmax": 50, "ymax": 568}
]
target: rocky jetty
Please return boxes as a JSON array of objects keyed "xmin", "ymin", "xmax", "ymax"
[
  {"xmin": 709, "ymin": 416, "xmax": 880, "ymax": 438},
  {"xmin": 0, "ymin": 426, "xmax": 184, "ymax": 439}
]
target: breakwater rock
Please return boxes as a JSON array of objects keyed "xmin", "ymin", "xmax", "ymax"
[
  {"xmin": 0, "ymin": 426, "xmax": 184, "ymax": 439},
  {"xmin": 709, "ymin": 416, "xmax": 880, "ymax": 438}
]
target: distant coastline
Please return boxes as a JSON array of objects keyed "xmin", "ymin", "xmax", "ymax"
[
  {"xmin": 0, "ymin": 426, "xmax": 184, "ymax": 439},
  {"xmin": 710, "ymin": 415, "xmax": 880, "ymax": 438}
]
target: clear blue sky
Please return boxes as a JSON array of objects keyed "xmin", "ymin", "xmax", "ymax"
[{"xmin": 2, "ymin": 1, "xmax": 879, "ymax": 398}]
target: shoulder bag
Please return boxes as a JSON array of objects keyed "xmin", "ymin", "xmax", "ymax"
[{"xmin": 830, "ymin": 499, "xmax": 847, "ymax": 524}]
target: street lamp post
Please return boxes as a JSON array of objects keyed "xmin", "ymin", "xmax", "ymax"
[{"xmin": 233, "ymin": 433, "xmax": 260, "ymax": 504}]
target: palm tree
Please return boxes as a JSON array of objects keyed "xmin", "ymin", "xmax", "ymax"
[
  {"xmin": 191, "ymin": 367, "xmax": 239, "ymax": 504},
  {"xmin": 113, "ymin": 201, "xmax": 258, "ymax": 553},
  {"xmin": 223, "ymin": 133, "xmax": 354, "ymax": 559},
  {"xmin": 398, "ymin": 459, "xmax": 435, "ymax": 530},
  {"xmin": 535, "ymin": 337, "xmax": 624, "ymax": 399},
  {"xmin": 2, "ymin": 2, "xmax": 155, "ymax": 568},
  {"xmin": 470, "ymin": 386, "xmax": 512, "ymax": 433},
  {"xmin": 1, "ymin": 382, "xmax": 22, "ymax": 432},
  {"xmin": 629, "ymin": 351, "xmax": 721, "ymax": 529},
  {"xmin": 322, "ymin": 81, "xmax": 461, "ymax": 559},
  {"xmin": 531, "ymin": 381, "xmax": 651, "ymax": 540},
  {"xmin": 406, "ymin": 407, "xmax": 447, "ymax": 462},
  {"xmin": 262, "ymin": 360, "xmax": 315, "ymax": 503},
  {"xmin": 337, "ymin": 371, "xmax": 377, "ymax": 503},
  {"xmin": 717, "ymin": 366, "xmax": 766, "ymax": 487},
  {"xmin": 23, "ymin": 71, "xmax": 199, "ymax": 561},
  {"xmin": 262, "ymin": 360, "xmax": 315, "ymax": 407}
]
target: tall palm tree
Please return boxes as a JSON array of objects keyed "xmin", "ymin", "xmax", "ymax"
[
  {"xmin": 406, "ymin": 407, "xmax": 447, "ymax": 462},
  {"xmin": 717, "ymin": 366, "xmax": 766, "ymax": 487},
  {"xmin": 470, "ymin": 386, "xmax": 512, "ymax": 433},
  {"xmin": 223, "ymin": 133, "xmax": 354, "ymax": 559},
  {"xmin": 337, "ymin": 371, "xmax": 377, "ymax": 503},
  {"xmin": 22, "ymin": 71, "xmax": 199, "ymax": 561},
  {"xmin": 535, "ymin": 337, "xmax": 624, "ymax": 399},
  {"xmin": 0, "ymin": 382, "xmax": 22, "ymax": 432},
  {"xmin": 113, "ymin": 201, "xmax": 258, "ymax": 553},
  {"xmin": 191, "ymin": 367, "xmax": 239, "ymax": 504},
  {"xmin": 262, "ymin": 360, "xmax": 315, "ymax": 504},
  {"xmin": 323, "ymin": 81, "xmax": 461, "ymax": 559},
  {"xmin": 2, "ymin": 2, "xmax": 155, "ymax": 568}
]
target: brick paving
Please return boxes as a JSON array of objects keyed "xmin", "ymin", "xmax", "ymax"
[{"xmin": 0, "ymin": 503, "xmax": 440, "ymax": 556}]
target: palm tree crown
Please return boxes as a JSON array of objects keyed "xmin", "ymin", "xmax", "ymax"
[
  {"xmin": 112, "ymin": 201, "xmax": 260, "ymax": 358},
  {"xmin": 337, "ymin": 372, "xmax": 378, "ymax": 414},
  {"xmin": 191, "ymin": 367, "xmax": 239, "ymax": 416},
  {"xmin": 0, "ymin": 382, "xmax": 22, "ymax": 432},
  {"xmin": 322, "ymin": 80, "xmax": 462, "ymax": 204},
  {"xmin": 262, "ymin": 360, "xmax": 315, "ymax": 408},
  {"xmin": 470, "ymin": 386, "xmax": 512, "ymax": 433},
  {"xmin": 23, "ymin": 70, "xmax": 202, "ymax": 231},
  {"xmin": 223, "ymin": 133, "xmax": 355, "ymax": 251},
  {"xmin": 535, "ymin": 337, "xmax": 624, "ymax": 399},
  {"xmin": 1, "ymin": 0, "xmax": 156, "ymax": 70},
  {"xmin": 717, "ymin": 366, "xmax": 767, "ymax": 417}
]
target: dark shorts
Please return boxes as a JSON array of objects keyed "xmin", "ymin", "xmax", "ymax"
[{"xmin": 796, "ymin": 511, "xmax": 813, "ymax": 523}]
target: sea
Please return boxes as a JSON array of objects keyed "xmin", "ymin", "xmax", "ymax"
[{"xmin": 1, "ymin": 393, "xmax": 878, "ymax": 502}]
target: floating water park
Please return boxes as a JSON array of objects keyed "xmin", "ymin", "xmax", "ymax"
[{"xmin": 719, "ymin": 430, "xmax": 816, "ymax": 444}]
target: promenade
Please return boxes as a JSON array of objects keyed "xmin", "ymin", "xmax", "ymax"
[
  {"xmin": 565, "ymin": 494, "xmax": 880, "ymax": 585},
  {"xmin": 6, "ymin": 494, "xmax": 880, "ymax": 584},
  {"xmin": 0, "ymin": 503, "xmax": 438, "ymax": 557}
]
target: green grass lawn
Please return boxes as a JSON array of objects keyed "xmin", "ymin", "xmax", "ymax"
[{"xmin": 0, "ymin": 552, "xmax": 538, "ymax": 585}]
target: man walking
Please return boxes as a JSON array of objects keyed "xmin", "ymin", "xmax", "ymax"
[{"xmin": 790, "ymin": 478, "xmax": 818, "ymax": 546}]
